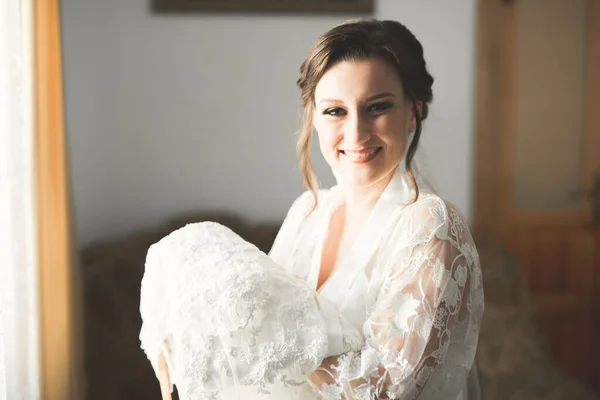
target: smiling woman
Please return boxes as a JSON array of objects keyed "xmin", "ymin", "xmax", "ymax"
[
  {"xmin": 140, "ymin": 18, "xmax": 483, "ymax": 400},
  {"xmin": 313, "ymin": 59, "xmax": 416, "ymax": 198}
]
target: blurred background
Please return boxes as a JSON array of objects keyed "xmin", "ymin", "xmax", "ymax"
[
  {"xmin": 61, "ymin": 0, "xmax": 477, "ymax": 248},
  {"xmin": 1, "ymin": 0, "xmax": 598, "ymax": 399}
]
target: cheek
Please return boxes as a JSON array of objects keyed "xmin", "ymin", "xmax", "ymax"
[
  {"xmin": 314, "ymin": 120, "xmax": 341, "ymax": 150},
  {"xmin": 377, "ymin": 114, "xmax": 409, "ymax": 149}
]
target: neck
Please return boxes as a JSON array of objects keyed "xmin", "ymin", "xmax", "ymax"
[{"xmin": 341, "ymin": 170, "xmax": 395, "ymax": 228}]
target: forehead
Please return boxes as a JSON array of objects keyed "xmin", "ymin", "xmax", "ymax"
[{"xmin": 314, "ymin": 58, "xmax": 404, "ymax": 102}]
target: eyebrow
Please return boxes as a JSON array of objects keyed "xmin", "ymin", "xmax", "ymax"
[{"xmin": 318, "ymin": 92, "xmax": 396, "ymax": 106}]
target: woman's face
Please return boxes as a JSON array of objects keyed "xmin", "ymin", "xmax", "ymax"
[{"xmin": 313, "ymin": 58, "xmax": 416, "ymax": 190}]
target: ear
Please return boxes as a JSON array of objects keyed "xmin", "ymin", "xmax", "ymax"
[{"xmin": 409, "ymin": 100, "xmax": 423, "ymax": 133}]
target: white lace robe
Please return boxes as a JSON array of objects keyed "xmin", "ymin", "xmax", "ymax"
[{"xmin": 140, "ymin": 164, "xmax": 484, "ymax": 400}]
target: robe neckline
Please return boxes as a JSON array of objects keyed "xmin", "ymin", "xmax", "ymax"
[{"xmin": 309, "ymin": 161, "xmax": 414, "ymax": 295}]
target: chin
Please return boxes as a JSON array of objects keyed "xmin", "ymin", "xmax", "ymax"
[{"xmin": 338, "ymin": 169, "xmax": 389, "ymax": 189}]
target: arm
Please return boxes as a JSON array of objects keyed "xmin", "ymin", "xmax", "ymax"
[
  {"xmin": 158, "ymin": 348, "xmax": 172, "ymax": 400},
  {"xmin": 309, "ymin": 203, "xmax": 483, "ymax": 400}
]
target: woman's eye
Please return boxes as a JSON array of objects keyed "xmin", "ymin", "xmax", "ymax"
[
  {"xmin": 368, "ymin": 102, "xmax": 393, "ymax": 113},
  {"xmin": 323, "ymin": 107, "xmax": 346, "ymax": 117}
]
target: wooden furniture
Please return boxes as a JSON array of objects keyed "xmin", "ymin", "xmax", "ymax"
[{"xmin": 476, "ymin": 238, "xmax": 598, "ymax": 399}]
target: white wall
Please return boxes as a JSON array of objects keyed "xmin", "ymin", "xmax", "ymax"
[{"xmin": 61, "ymin": 0, "xmax": 476, "ymax": 247}]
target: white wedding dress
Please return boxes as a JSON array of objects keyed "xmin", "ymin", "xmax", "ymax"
[{"xmin": 140, "ymin": 162, "xmax": 484, "ymax": 400}]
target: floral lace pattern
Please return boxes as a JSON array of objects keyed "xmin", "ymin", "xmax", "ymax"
[
  {"xmin": 270, "ymin": 189, "xmax": 484, "ymax": 400},
  {"xmin": 139, "ymin": 222, "xmax": 362, "ymax": 400},
  {"xmin": 140, "ymin": 164, "xmax": 483, "ymax": 400}
]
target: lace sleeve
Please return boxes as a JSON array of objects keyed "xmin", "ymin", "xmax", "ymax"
[{"xmin": 309, "ymin": 201, "xmax": 484, "ymax": 400}]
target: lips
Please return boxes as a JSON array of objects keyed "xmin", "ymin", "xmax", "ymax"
[{"xmin": 339, "ymin": 147, "xmax": 382, "ymax": 163}]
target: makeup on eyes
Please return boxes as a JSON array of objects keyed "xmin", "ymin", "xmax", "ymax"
[{"xmin": 322, "ymin": 101, "xmax": 394, "ymax": 117}]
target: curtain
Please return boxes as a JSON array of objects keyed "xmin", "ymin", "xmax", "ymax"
[
  {"xmin": 0, "ymin": 0, "xmax": 40, "ymax": 399},
  {"xmin": 35, "ymin": 0, "xmax": 80, "ymax": 396},
  {"xmin": 1, "ymin": 0, "xmax": 78, "ymax": 398}
]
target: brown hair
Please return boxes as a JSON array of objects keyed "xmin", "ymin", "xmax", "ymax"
[{"xmin": 296, "ymin": 19, "xmax": 434, "ymax": 212}]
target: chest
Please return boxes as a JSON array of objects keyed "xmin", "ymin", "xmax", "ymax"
[
  {"xmin": 285, "ymin": 194, "xmax": 403, "ymax": 303},
  {"xmin": 317, "ymin": 231, "xmax": 352, "ymax": 292},
  {"xmin": 288, "ymin": 213, "xmax": 396, "ymax": 330},
  {"xmin": 316, "ymin": 205, "xmax": 359, "ymax": 292}
]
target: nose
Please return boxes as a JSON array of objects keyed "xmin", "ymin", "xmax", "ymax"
[{"xmin": 343, "ymin": 112, "xmax": 371, "ymax": 146}]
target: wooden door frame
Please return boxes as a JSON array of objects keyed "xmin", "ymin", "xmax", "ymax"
[
  {"xmin": 473, "ymin": 0, "xmax": 600, "ymax": 391},
  {"xmin": 584, "ymin": 2, "xmax": 600, "ymax": 211},
  {"xmin": 473, "ymin": 0, "xmax": 508, "ymax": 239},
  {"xmin": 474, "ymin": 0, "xmax": 600, "ymax": 235}
]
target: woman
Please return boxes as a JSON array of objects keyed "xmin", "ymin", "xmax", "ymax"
[{"xmin": 140, "ymin": 18, "xmax": 483, "ymax": 400}]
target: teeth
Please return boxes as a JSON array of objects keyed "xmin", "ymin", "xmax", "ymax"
[{"xmin": 344, "ymin": 149, "xmax": 378, "ymax": 158}]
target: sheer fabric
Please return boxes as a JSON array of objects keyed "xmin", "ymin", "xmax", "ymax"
[
  {"xmin": 0, "ymin": 1, "xmax": 40, "ymax": 398},
  {"xmin": 140, "ymin": 162, "xmax": 483, "ymax": 399},
  {"xmin": 272, "ymin": 193, "xmax": 482, "ymax": 399},
  {"xmin": 269, "ymin": 163, "xmax": 483, "ymax": 400}
]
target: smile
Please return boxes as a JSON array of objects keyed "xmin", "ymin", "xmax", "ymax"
[{"xmin": 339, "ymin": 147, "xmax": 382, "ymax": 164}]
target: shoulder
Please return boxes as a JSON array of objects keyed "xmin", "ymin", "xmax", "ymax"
[
  {"xmin": 395, "ymin": 192, "xmax": 473, "ymax": 246},
  {"xmin": 269, "ymin": 188, "xmax": 331, "ymax": 260},
  {"xmin": 381, "ymin": 193, "xmax": 481, "ymax": 282},
  {"xmin": 273, "ymin": 188, "xmax": 331, "ymax": 237},
  {"xmin": 286, "ymin": 188, "xmax": 334, "ymax": 219}
]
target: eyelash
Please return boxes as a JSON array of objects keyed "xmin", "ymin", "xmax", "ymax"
[{"xmin": 322, "ymin": 102, "xmax": 393, "ymax": 117}]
